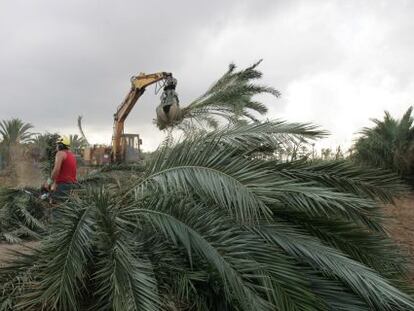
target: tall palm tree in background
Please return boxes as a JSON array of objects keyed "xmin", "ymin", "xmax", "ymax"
[
  {"xmin": 352, "ymin": 107, "xmax": 414, "ymax": 181},
  {"xmin": 0, "ymin": 118, "xmax": 34, "ymax": 146},
  {"xmin": 1, "ymin": 122, "xmax": 413, "ymax": 310},
  {"xmin": 156, "ymin": 60, "xmax": 280, "ymax": 131},
  {"xmin": 0, "ymin": 118, "xmax": 35, "ymax": 168}
]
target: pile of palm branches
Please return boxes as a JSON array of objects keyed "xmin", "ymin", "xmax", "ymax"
[
  {"xmin": 1, "ymin": 122, "xmax": 413, "ymax": 311},
  {"xmin": 0, "ymin": 187, "xmax": 46, "ymax": 243}
]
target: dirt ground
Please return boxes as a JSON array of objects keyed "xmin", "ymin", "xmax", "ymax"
[
  {"xmin": 383, "ymin": 194, "xmax": 414, "ymax": 283},
  {"xmin": 0, "ymin": 175, "xmax": 13, "ymax": 187}
]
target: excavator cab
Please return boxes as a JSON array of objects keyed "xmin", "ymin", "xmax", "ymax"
[{"xmin": 120, "ymin": 133, "xmax": 142, "ymax": 162}]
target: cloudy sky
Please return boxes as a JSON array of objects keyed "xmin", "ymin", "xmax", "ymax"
[{"xmin": 1, "ymin": 0, "xmax": 413, "ymax": 151}]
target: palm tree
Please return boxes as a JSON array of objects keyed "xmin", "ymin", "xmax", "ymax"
[
  {"xmin": 0, "ymin": 118, "xmax": 35, "ymax": 172},
  {"xmin": 156, "ymin": 60, "xmax": 280, "ymax": 131},
  {"xmin": 32, "ymin": 133, "xmax": 87, "ymax": 158},
  {"xmin": 31, "ymin": 133, "xmax": 60, "ymax": 177},
  {"xmin": 352, "ymin": 107, "xmax": 414, "ymax": 179},
  {"xmin": 1, "ymin": 122, "xmax": 413, "ymax": 310},
  {"xmin": 0, "ymin": 118, "xmax": 34, "ymax": 146},
  {"xmin": 68, "ymin": 134, "xmax": 88, "ymax": 154},
  {"xmin": 321, "ymin": 148, "xmax": 333, "ymax": 160}
]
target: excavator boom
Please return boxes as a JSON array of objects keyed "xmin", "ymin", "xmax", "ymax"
[{"xmin": 112, "ymin": 72, "xmax": 172, "ymax": 162}]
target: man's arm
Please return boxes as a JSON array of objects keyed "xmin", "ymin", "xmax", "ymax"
[{"xmin": 51, "ymin": 151, "xmax": 66, "ymax": 181}]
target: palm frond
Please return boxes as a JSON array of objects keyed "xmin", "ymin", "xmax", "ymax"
[
  {"xmin": 159, "ymin": 61, "xmax": 281, "ymax": 130},
  {"xmin": 254, "ymin": 224, "xmax": 414, "ymax": 310},
  {"xmin": 91, "ymin": 190, "xmax": 160, "ymax": 311},
  {"xmin": 16, "ymin": 198, "xmax": 95, "ymax": 310},
  {"xmin": 0, "ymin": 188, "xmax": 46, "ymax": 242},
  {"xmin": 123, "ymin": 207, "xmax": 273, "ymax": 311},
  {"xmin": 275, "ymin": 160, "xmax": 408, "ymax": 203}
]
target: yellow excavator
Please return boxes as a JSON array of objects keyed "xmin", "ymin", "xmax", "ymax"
[{"xmin": 83, "ymin": 72, "xmax": 180, "ymax": 165}]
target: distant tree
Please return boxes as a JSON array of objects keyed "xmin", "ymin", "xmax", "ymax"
[
  {"xmin": 352, "ymin": 107, "xmax": 414, "ymax": 180},
  {"xmin": 335, "ymin": 146, "xmax": 344, "ymax": 160},
  {"xmin": 32, "ymin": 133, "xmax": 87, "ymax": 159},
  {"xmin": 31, "ymin": 133, "xmax": 60, "ymax": 177},
  {"xmin": 311, "ymin": 143, "xmax": 316, "ymax": 159},
  {"xmin": 0, "ymin": 118, "xmax": 35, "ymax": 166},
  {"xmin": 0, "ymin": 118, "xmax": 34, "ymax": 146},
  {"xmin": 321, "ymin": 148, "xmax": 333, "ymax": 160},
  {"xmin": 68, "ymin": 134, "xmax": 88, "ymax": 154}
]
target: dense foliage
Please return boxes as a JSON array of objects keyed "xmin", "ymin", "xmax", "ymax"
[
  {"xmin": 1, "ymin": 122, "xmax": 413, "ymax": 311},
  {"xmin": 0, "ymin": 188, "xmax": 46, "ymax": 243},
  {"xmin": 352, "ymin": 107, "xmax": 414, "ymax": 183}
]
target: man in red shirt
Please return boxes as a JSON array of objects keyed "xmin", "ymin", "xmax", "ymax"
[{"xmin": 45, "ymin": 136, "xmax": 78, "ymax": 201}]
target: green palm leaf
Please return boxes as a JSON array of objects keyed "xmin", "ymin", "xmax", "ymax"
[
  {"xmin": 157, "ymin": 61, "xmax": 281, "ymax": 130},
  {"xmin": 254, "ymin": 224, "xmax": 414, "ymax": 310}
]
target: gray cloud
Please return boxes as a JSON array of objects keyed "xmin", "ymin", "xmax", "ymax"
[{"xmin": 1, "ymin": 0, "xmax": 414, "ymax": 150}]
